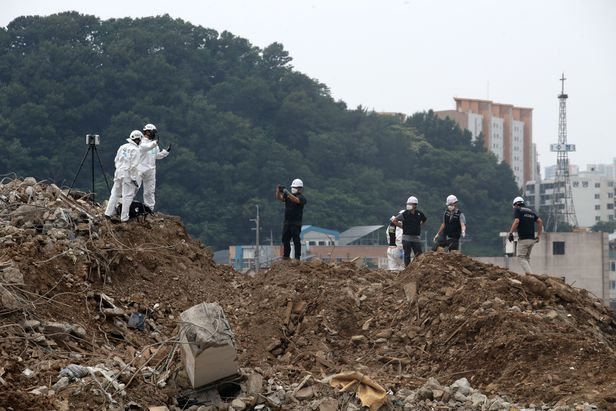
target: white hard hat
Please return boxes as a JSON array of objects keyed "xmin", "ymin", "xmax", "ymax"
[
  {"xmin": 446, "ymin": 194, "xmax": 458, "ymax": 205},
  {"xmin": 513, "ymin": 196, "xmax": 525, "ymax": 206},
  {"xmin": 291, "ymin": 178, "xmax": 303, "ymax": 188},
  {"xmin": 406, "ymin": 196, "xmax": 418, "ymax": 204},
  {"xmin": 129, "ymin": 130, "xmax": 143, "ymax": 141},
  {"xmin": 143, "ymin": 123, "xmax": 157, "ymax": 132}
]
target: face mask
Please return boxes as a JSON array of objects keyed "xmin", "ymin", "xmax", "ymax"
[
  {"xmin": 447, "ymin": 205, "xmax": 455, "ymax": 211},
  {"xmin": 291, "ymin": 188, "xmax": 299, "ymax": 194},
  {"xmin": 406, "ymin": 204, "xmax": 415, "ymax": 211}
]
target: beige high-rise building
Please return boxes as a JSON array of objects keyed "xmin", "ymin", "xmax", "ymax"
[{"xmin": 436, "ymin": 98, "xmax": 534, "ymax": 187}]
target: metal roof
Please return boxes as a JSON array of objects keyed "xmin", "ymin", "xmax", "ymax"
[
  {"xmin": 301, "ymin": 225, "xmax": 340, "ymax": 239},
  {"xmin": 338, "ymin": 225, "xmax": 384, "ymax": 246}
]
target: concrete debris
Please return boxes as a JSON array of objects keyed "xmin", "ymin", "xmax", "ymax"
[
  {"xmin": 0, "ymin": 264, "xmax": 24, "ymax": 285},
  {"xmin": 0, "ymin": 177, "xmax": 614, "ymax": 410},
  {"xmin": 22, "ymin": 368, "xmax": 35, "ymax": 378},
  {"xmin": 179, "ymin": 302, "xmax": 239, "ymax": 388}
]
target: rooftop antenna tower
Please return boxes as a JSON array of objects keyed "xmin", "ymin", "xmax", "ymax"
[{"xmin": 547, "ymin": 73, "xmax": 578, "ymax": 231}]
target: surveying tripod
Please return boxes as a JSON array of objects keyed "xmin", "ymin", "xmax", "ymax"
[{"xmin": 68, "ymin": 134, "xmax": 111, "ymax": 202}]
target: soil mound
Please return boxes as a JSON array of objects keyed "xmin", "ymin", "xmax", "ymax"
[
  {"xmin": 0, "ymin": 177, "xmax": 239, "ymax": 409},
  {"xmin": 229, "ymin": 253, "xmax": 616, "ymax": 407}
]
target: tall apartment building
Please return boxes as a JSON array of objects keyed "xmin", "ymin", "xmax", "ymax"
[
  {"xmin": 436, "ymin": 98, "xmax": 534, "ymax": 187},
  {"xmin": 525, "ymin": 163, "xmax": 616, "ymax": 227}
]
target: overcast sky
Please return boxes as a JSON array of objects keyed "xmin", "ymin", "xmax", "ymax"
[{"xmin": 2, "ymin": 0, "xmax": 615, "ymax": 173}]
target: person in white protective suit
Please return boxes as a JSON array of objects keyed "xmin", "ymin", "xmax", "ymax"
[
  {"xmin": 138, "ymin": 123, "xmax": 170, "ymax": 212},
  {"xmin": 104, "ymin": 130, "xmax": 144, "ymax": 222},
  {"xmin": 386, "ymin": 210, "xmax": 405, "ymax": 271}
]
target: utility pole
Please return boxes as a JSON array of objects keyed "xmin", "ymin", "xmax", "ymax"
[
  {"xmin": 547, "ymin": 73, "xmax": 578, "ymax": 231},
  {"xmin": 250, "ymin": 205, "xmax": 260, "ymax": 273}
]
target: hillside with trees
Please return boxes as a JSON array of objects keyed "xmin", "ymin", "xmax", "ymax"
[{"xmin": 0, "ymin": 12, "xmax": 520, "ymax": 255}]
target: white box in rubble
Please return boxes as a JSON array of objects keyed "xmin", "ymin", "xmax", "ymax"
[{"xmin": 179, "ymin": 302, "xmax": 239, "ymax": 388}]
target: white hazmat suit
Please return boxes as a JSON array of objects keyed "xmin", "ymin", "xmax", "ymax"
[
  {"xmin": 104, "ymin": 137, "xmax": 141, "ymax": 222},
  {"xmin": 138, "ymin": 137, "xmax": 169, "ymax": 211},
  {"xmin": 386, "ymin": 221, "xmax": 404, "ymax": 271}
]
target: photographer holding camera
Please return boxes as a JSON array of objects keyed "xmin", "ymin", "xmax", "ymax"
[
  {"xmin": 276, "ymin": 178, "xmax": 307, "ymax": 260},
  {"xmin": 138, "ymin": 123, "xmax": 170, "ymax": 213}
]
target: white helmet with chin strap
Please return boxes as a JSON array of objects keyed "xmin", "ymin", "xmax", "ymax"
[
  {"xmin": 446, "ymin": 194, "xmax": 458, "ymax": 206},
  {"xmin": 143, "ymin": 123, "xmax": 157, "ymax": 139},
  {"xmin": 406, "ymin": 196, "xmax": 418, "ymax": 205},
  {"xmin": 290, "ymin": 178, "xmax": 303, "ymax": 194},
  {"xmin": 128, "ymin": 130, "xmax": 143, "ymax": 142},
  {"xmin": 513, "ymin": 196, "xmax": 525, "ymax": 206}
]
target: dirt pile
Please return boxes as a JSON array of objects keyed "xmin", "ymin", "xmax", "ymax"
[
  {"xmin": 228, "ymin": 254, "xmax": 616, "ymax": 408},
  {"xmin": 1, "ymin": 176, "xmax": 616, "ymax": 410},
  {"xmin": 0, "ymin": 177, "xmax": 239, "ymax": 409}
]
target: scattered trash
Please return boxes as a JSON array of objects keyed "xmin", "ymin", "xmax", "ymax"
[
  {"xmin": 328, "ymin": 371, "xmax": 387, "ymax": 411},
  {"xmin": 58, "ymin": 364, "xmax": 90, "ymax": 380},
  {"xmin": 128, "ymin": 312, "xmax": 146, "ymax": 331}
]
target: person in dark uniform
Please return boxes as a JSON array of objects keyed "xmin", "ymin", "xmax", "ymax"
[
  {"xmin": 433, "ymin": 194, "xmax": 466, "ymax": 252},
  {"xmin": 276, "ymin": 178, "xmax": 307, "ymax": 260},
  {"xmin": 391, "ymin": 196, "xmax": 427, "ymax": 266},
  {"xmin": 507, "ymin": 196, "xmax": 543, "ymax": 274}
]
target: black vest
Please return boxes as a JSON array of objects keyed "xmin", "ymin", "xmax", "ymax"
[
  {"xmin": 444, "ymin": 209, "xmax": 462, "ymax": 238},
  {"xmin": 401, "ymin": 210, "xmax": 425, "ymax": 236}
]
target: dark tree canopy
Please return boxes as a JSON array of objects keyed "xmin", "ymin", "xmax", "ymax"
[{"xmin": 0, "ymin": 13, "xmax": 519, "ymax": 255}]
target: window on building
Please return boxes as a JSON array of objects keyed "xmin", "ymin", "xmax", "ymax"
[
  {"xmin": 595, "ymin": 205, "xmax": 601, "ymax": 210},
  {"xmin": 552, "ymin": 241, "xmax": 565, "ymax": 255},
  {"xmin": 596, "ymin": 216, "xmax": 601, "ymax": 221},
  {"xmin": 595, "ymin": 194, "xmax": 600, "ymax": 199},
  {"xmin": 573, "ymin": 181, "xmax": 579, "ymax": 187},
  {"xmin": 609, "ymin": 181, "xmax": 614, "ymax": 187},
  {"xmin": 582, "ymin": 181, "xmax": 589, "ymax": 188},
  {"xmin": 595, "ymin": 183, "xmax": 601, "ymax": 188},
  {"xmin": 318, "ymin": 240, "xmax": 326, "ymax": 246},
  {"xmin": 611, "ymin": 262, "xmax": 616, "ymax": 272},
  {"xmin": 608, "ymin": 203, "xmax": 614, "ymax": 210},
  {"xmin": 610, "ymin": 215, "xmax": 614, "ymax": 221},
  {"xmin": 609, "ymin": 193, "xmax": 614, "ymax": 198},
  {"xmin": 611, "ymin": 280, "xmax": 616, "ymax": 289}
]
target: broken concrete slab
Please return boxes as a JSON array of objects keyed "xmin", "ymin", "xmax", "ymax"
[
  {"xmin": 0, "ymin": 264, "xmax": 24, "ymax": 285},
  {"xmin": 179, "ymin": 302, "xmax": 239, "ymax": 388}
]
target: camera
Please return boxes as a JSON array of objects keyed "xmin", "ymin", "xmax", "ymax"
[{"xmin": 85, "ymin": 134, "xmax": 100, "ymax": 146}]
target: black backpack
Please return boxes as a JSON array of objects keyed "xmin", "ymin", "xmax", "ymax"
[{"xmin": 117, "ymin": 201, "xmax": 153, "ymax": 221}]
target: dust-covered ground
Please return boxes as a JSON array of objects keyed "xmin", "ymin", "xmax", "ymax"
[{"xmin": 1, "ymin": 177, "xmax": 616, "ymax": 410}]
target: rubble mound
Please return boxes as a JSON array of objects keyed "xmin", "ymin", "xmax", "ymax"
[
  {"xmin": 230, "ymin": 253, "xmax": 616, "ymax": 408},
  {"xmin": 2, "ymin": 177, "xmax": 616, "ymax": 410},
  {"xmin": 0, "ymin": 177, "xmax": 239, "ymax": 409}
]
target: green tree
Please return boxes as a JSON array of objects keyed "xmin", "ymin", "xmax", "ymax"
[{"xmin": 0, "ymin": 13, "xmax": 520, "ymax": 255}]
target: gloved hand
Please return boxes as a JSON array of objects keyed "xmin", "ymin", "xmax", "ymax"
[
  {"xmin": 508, "ymin": 233, "xmax": 514, "ymax": 242},
  {"xmin": 390, "ymin": 216, "xmax": 396, "ymax": 223},
  {"xmin": 165, "ymin": 145, "xmax": 171, "ymax": 152},
  {"xmin": 462, "ymin": 230, "xmax": 466, "ymax": 238},
  {"xmin": 433, "ymin": 234, "xmax": 439, "ymax": 243},
  {"xmin": 535, "ymin": 235, "xmax": 540, "ymax": 243},
  {"xmin": 282, "ymin": 188, "xmax": 290, "ymax": 196}
]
